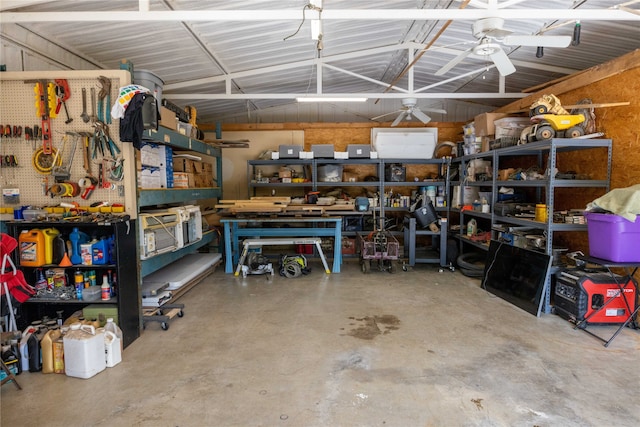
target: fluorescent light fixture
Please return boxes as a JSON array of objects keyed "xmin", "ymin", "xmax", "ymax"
[{"xmin": 297, "ymin": 97, "xmax": 368, "ymax": 103}]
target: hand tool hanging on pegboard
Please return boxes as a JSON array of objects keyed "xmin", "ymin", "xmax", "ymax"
[
  {"xmin": 97, "ymin": 76, "xmax": 112, "ymax": 125},
  {"xmin": 28, "ymin": 80, "xmax": 54, "ymax": 154},
  {"xmin": 54, "ymin": 79, "xmax": 73, "ymax": 124}
]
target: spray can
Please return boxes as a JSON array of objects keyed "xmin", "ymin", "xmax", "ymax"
[{"xmin": 74, "ymin": 269, "xmax": 83, "ymax": 300}]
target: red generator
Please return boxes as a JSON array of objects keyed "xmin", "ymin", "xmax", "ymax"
[{"xmin": 554, "ymin": 269, "xmax": 637, "ymax": 324}]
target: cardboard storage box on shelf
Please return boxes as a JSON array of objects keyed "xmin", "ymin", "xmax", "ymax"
[
  {"xmin": 584, "ymin": 212, "xmax": 640, "ymax": 262},
  {"xmin": 159, "ymin": 106, "xmax": 178, "ymax": 130},
  {"xmin": 474, "ymin": 112, "xmax": 508, "ymax": 137},
  {"xmin": 140, "ymin": 143, "xmax": 162, "ymax": 167},
  {"xmin": 173, "ymin": 158, "xmax": 201, "ymax": 173},
  {"xmin": 194, "ymin": 173, "xmax": 213, "ymax": 188},
  {"xmin": 138, "ymin": 167, "xmax": 163, "ymax": 188},
  {"xmin": 173, "ymin": 172, "xmax": 195, "ymax": 188}
]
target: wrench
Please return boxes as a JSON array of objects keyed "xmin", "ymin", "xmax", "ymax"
[
  {"xmin": 90, "ymin": 87, "xmax": 98, "ymax": 123},
  {"xmin": 81, "ymin": 88, "xmax": 90, "ymax": 123}
]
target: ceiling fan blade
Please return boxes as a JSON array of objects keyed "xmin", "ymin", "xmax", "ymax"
[
  {"xmin": 421, "ymin": 107, "xmax": 447, "ymax": 114},
  {"xmin": 503, "ymin": 35, "xmax": 571, "ymax": 48},
  {"xmin": 435, "ymin": 47, "xmax": 473, "ymax": 76},
  {"xmin": 371, "ymin": 109, "xmax": 403, "ymax": 121},
  {"xmin": 412, "ymin": 109, "xmax": 432, "ymax": 124},
  {"xmin": 391, "ymin": 112, "xmax": 406, "ymax": 127},
  {"xmin": 489, "ymin": 47, "xmax": 516, "ymax": 76}
]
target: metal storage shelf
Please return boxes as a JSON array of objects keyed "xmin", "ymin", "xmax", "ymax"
[
  {"xmin": 139, "ymin": 128, "xmax": 222, "ymax": 287},
  {"xmin": 140, "ymin": 231, "xmax": 215, "ymax": 277},
  {"xmin": 451, "ymin": 138, "xmax": 612, "ymax": 315},
  {"xmin": 6, "ymin": 220, "xmax": 140, "ymax": 348},
  {"xmin": 248, "ymin": 157, "xmax": 451, "ymax": 267}
]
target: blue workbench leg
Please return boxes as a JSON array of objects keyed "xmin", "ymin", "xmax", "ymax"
[
  {"xmin": 332, "ymin": 218, "xmax": 342, "ymax": 273},
  {"xmin": 224, "ymin": 223, "xmax": 233, "ymax": 273}
]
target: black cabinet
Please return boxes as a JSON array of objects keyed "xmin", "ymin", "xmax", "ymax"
[{"xmin": 6, "ymin": 220, "xmax": 140, "ymax": 348}]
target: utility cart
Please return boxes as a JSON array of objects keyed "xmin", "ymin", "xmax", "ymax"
[{"xmin": 357, "ymin": 230, "xmax": 400, "ymax": 273}]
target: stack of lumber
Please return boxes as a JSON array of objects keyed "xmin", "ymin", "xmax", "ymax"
[
  {"xmin": 216, "ymin": 197, "xmax": 355, "ymax": 214},
  {"xmin": 216, "ymin": 197, "xmax": 290, "ymax": 213}
]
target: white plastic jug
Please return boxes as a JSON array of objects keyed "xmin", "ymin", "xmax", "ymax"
[
  {"xmin": 103, "ymin": 330, "xmax": 122, "ymax": 368},
  {"xmin": 63, "ymin": 323, "xmax": 106, "ymax": 379}
]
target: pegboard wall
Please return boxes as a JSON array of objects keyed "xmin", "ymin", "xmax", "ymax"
[{"xmin": 0, "ymin": 70, "xmax": 137, "ymax": 214}]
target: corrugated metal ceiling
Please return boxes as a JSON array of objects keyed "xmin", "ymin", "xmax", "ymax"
[{"xmin": 1, "ymin": 0, "xmax": 639, "ymax": 125}]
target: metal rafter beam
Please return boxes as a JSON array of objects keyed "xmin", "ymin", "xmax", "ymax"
[
  {"xmin": 1, "ymin": 9, "xmax": 637, "ymax": 23},
  {"xmin": 164, "ymin": 93, "xmax": 526, "ymax": 100}
]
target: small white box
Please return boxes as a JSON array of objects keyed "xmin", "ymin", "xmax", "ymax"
[
  {"xmin": 334, "ymin": 151, "xmax": 348, "ymax": 159},
  {"xmin": 271, "ymin": 152, "xmax": 280, "ymax": 160},
  {"xmin": 370, "ymin": 151, "xmax": 378, "ymax": 159}
]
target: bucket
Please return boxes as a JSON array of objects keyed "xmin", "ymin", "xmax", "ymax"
[
  {"xmin": 63, "ymin": 324, "xmax": 106, "ymax": 379},
  {"xmin": 19, "ymin": 229, "xmax": 46, "ymax": 267},
  {"xmin": 134, "ymin": 69, "xmax": 164, "ymax": 108}
]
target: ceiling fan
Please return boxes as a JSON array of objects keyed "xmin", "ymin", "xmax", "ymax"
[
  {"xmin": 371, "ymin": 98, "xmax": 446, "ymax": 127},
  {"xmin": 435, "ymin": 17, "xmax": 572, "ymax": 77}
]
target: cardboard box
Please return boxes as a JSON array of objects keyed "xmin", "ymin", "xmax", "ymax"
[
  {"xmin": 138, "ymin": 168, "xmax": 163, "ymax": 189},
  {"xmin": 159, "ymin": 106, "xmax": 177, "ymax": 130},
  {"xmin": 474, "ymin": 112, "xmax": 508, "ymax": 137},
  {"xmin": 194, "ymin": 173, "xmax": 212, "ymax": 188},
  {"xmin": 140, "ymin": 143, "xmax": 162, "ymax": 167},
  {"xmin": 173, "ymin": 172, "xmax": 195, "ymax": 188}
]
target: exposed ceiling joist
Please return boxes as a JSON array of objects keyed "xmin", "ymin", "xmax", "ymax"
[
  {"xmin": 165, "ymin": 92, "xmax": 527, "ymax": 101},
  {"xmin": 2, "ymin": 9, "xmax": 638, "ymax": 23}
]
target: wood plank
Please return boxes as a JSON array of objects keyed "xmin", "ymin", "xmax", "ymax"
[{"xmin": 250, "ymin": 196, "xmax": 291, "ymax": 203}]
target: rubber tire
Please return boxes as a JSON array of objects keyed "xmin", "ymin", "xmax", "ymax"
[
  {"xmin": 565, "ymin": 126, "xmax": 584, "ymax": 138},
  {"xmin": 456, "ymin": 252, "xmax": 486, "ymax": 271},
  {"xmin": 531, "ymin": 105, "xmax": 548, "ymax": 116},
  {"xmin": 161, "ymin": 322, "xmax": 169, "ymax": 331},
  {"xmin": 177, "ymin": 310, "xmax": 184, "ymax": 318},
  {"xmin": 535, "ymin": 125, "xmax": 555, "ymax": 141}
]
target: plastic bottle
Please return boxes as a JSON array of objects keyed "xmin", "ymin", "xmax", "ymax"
[
  {"xmin": 19, "ymin": 229, "xmax": 46, "ymax": 267},
  {"xmin": 104, "ymin": 318, "xmax": 123, "ymax": 367},
  {"xmin": 467, "ymin": 219, "xmax": 477, "ymax": 237},
  {"xmin": 69, "ymin": 227, "xmax": 89, "ymax": 265},
  {"xmin": 10, "ymin": 335, "xmax": 22, "ymax": 374},
  {"xmin": 41, "ymin": 328, "xmax": 61, "ymax": 374},
  {"xmin": 101, "ymin": 274, "xmax": 111, "ymax": 301},
  {"xmin": 481, "ymin": 198, "xmax": 490, "ymax": 213}
]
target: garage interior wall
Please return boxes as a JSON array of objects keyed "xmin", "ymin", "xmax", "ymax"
[{"xmin": 211, "ymin": 49, "xmax": 640, "ymax": 283}]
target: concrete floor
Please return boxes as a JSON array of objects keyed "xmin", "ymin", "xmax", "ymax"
[{"xmin": 2, "ymin": 259, "xmax": 639, "ymax": 427}]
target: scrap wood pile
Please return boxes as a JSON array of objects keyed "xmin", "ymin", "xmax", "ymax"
[{"xmin": 216, "ymin": 197, "xmax": 354, "ymax": 215}]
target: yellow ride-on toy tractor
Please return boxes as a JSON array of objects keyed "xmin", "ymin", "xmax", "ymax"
[{"xmin": 527, "ymin": 113, "xmax": 586, "ymax": 141}]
